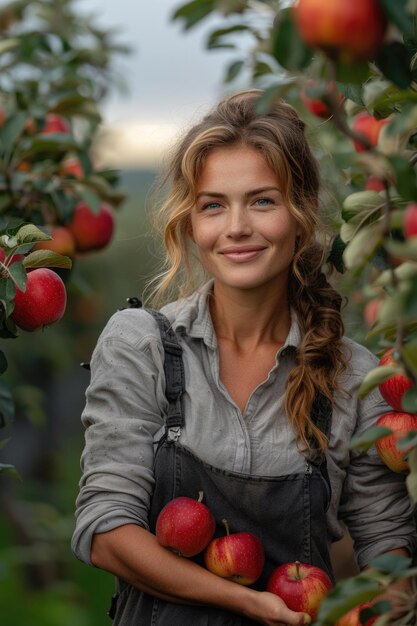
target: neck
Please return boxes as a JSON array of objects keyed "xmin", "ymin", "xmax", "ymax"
[{"xmin": 210, "ymin": 281, "xmax": 291, "ymax": 349}]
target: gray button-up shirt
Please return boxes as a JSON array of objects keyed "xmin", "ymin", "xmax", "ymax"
[{"xmin": 72, "ymin": 282, "xmax": 416, "ymax": 570}]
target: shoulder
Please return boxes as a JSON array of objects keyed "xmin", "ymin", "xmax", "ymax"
[{"xmin": 95, "ymin": 307, "xmax": 163, "ymax": 352}]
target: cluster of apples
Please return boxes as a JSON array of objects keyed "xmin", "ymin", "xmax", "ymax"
[
  {"xmin": 2, "ymin": 111, "xmax": 116, "ymax": 333},
  {"xmin": 155, "ymin": 492, "xmax": 334, "ymax": 621},
  {"xmin": 36, "ymin": 113, "xmax": 115, "ymax": 257},
  {"xmin": 5, "ymin": 196, "xmax": 114, "ymax": 333},
  {"xmin": 375, "ymin": 349, "xmax": 417, "ymax": 473}
]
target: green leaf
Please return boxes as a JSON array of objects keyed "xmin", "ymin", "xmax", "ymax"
[
  {"xmin": 80, "ymin": 175, "xmax": 126, "ymax": 207},
  {"xmin": 0, "ymin": 111, "xmax": 28, "ymax": 152},
  {"xmin": 375, "ymin": 42, "xmax": 413, "ymax": 89},
  {"xmin": 15, "ymin": 224, "xmax": 51, "ymax": 244},
  {"xmin": 385, "ymin": 239, "xmax": 417, "ymax": 262},
  {"xmin": 401, "ymin": 340, "xmax": 417, "ymax": 379},
  {"xmin": 387, "ymin": 155, "xmax": 417, "ymax": 201},
  {"xmin": 0, "ymin": 277, "xmax": 16, "ymax": 318},
  {"xmin": 77, "ymin": 186, "xmax": 101, "ymax": 214},
  {"xmin": 0, "ymin": 464, "xmax": 20, "ymax": 480},
  {"xmin": 22, "ymin": 134, "xmax": 78, "ymax": 156},
  {"xmin": 171, "ymin": 0, "xmax": 216, "ymax": 30},
  {"xmin": 223, "ymin": 59, "xmax": 245, "ymax": 83},
  {"xmin": 272, "ymin": 8, "xmax": 313, "ymax": 72},
  {"xmin": 336, "ymin": 82, "xmax": 364, "ymax": 106},
  {"xmin": 398, "ymin": 430, "xmax": 417, "ymax": 449},
  {"xmin": 379, "ymin": 0, "xmax": 415, "ymax": 39},
  {"xmin": 348, "ymin": 426, "xmax": 392, "ymax": 452},
  {"xmin": 207, "ymin": 24, "xmax": 249, "ymax": 50},
  {"xmin": 8, "ymin": 260, "xmax": 27, "ymax": 291},
  {"xmin": 370, "ymin": 552, "xmax": 412, "ymax": 574},
  {"xmin": 316, "ymin": 576, "xmax": 382, "ymax": 624},
  {"xmin": 358, "ymin": 365, "xmax": 399, "ymax": 398},
  {"xmin": 334, "ymin": 60, "xmax": 370, "ymax": 85},
  {"xmin": 327, "ymin": 235, "xmax": 346, "ymax": 274},
  {"xmin": 23, "ymin": 250, "xmax": 72, "ymax": 270},
  {"xmin": 400, "ymin": 386, "xmax": 417, "ymax": 412},
  {"xmin": 342, "ymin": 191, "xmax": 383, "ymax": 223},
  {"xmin": 343, "ymin": 222, "xmax": 383, "ymax": 269},
  {"xmin": 0, "ymin": 379, "xmax": 14, "ymax": 428},
  {"xmin": 375, "ymin": 261, "xmax": 417, "ymax": 287},
  {"xmin": 254, "ymin": 81, "xmax": 295, "ymax": 113}
]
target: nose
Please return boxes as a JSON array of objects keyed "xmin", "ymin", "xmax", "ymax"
[{"xmin": 226, "ymin": 206, "xmax": 252, "ymax": 238}]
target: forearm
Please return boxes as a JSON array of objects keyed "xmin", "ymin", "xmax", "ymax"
[
  {"xmin": 91, "ymin": 523, "xmax": 311, "ymax": 626},
  {"xmin": 91, "ymin": 523, "xmax": 255, "ymax": 615}
]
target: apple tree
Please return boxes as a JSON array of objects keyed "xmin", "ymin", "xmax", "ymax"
[
  {"xmin": 0, "ymin": 0, "xmax": 128, "ymax": 476},
  {"xmin": 171, "ymin": 0, "xmax": 417, "ymax": 622}
]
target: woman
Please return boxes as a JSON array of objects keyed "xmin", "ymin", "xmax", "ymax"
[{"xmin": 71, "ymin": 90, "xmax": 416, "ymax": 626}]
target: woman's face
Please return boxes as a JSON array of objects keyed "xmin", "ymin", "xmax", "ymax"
[{"xmin": 190, "ymin": 144, "xmax": 300, "ymax": 296}]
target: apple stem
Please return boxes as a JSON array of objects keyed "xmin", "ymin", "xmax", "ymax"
[
  {"xmin": 295, "ymin": 560, "xmax": 301, "ymax": 580},
  {"xmin": 222, "ymin": 519, "xmax": 230, "ymax": 536},
  {"xmin": 197, "ymin": 491, "xmax": 204, "ymax": 503}
]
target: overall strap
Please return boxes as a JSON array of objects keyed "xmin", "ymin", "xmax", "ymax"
[
  {"xmin": 309, "ymin": 391, "xmax": 333, "ymax": 491},
  {"xmin": 145, "ymin": 308, "xmax": 185, "ymax": 432},
  {"xmin": 311, "ymin": 391, "xmax": 332, "ymax": 442}
]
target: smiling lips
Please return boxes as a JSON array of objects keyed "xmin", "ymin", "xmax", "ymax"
[{"xmin": 219, "ymin": 246, "xmax": 266, "ymax": 263}]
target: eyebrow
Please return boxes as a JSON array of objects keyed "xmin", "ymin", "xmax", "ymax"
[{"xmin": 196, "ymin": 186, "xmax": 281, "ymax": 200}]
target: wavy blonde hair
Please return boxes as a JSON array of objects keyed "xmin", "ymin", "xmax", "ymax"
[{"xmin": 147, "ymin": 89, "xmax": 347, "ymax": 452}]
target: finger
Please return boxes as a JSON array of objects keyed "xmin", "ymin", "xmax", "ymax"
[{"xmin": 279, "ymin": 609, "xmax": 311, "ymax": 626}]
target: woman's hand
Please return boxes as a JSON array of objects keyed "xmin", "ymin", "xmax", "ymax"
[{"xmin": 243, "ymin": 590, "xmax": 311, "ymax": 626}]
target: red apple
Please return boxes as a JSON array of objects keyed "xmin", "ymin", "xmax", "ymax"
[
  {"xmin": 155, "ymin": 491, "xmax": 216, "ymax": 557},
  {"xmin": 11, "ymin": 267, "xmax": 67, "ymax": 332},
  {"xmin": 61, "ymin": 157, "xmax": 84, "ymax": 179},
  {"xmin": 293, "ymin": 0, "xmax": 387, "ymax": 63},
  {"xmin": 41, "ymin": 113, "xmax": 71, "ymax": 135},
  {"xmin": 68, "ymin": 201, "xmax": 115, "ymax": 253},
  {"xmin": 34, "ymin": 226, "xmax": 75, "ymax": 257},
  {"xmin": 267, "ymin": 560, "xmax": 333, "ymax": 621},
  {"xmin": 352, "ymin": 113, "xmax": 389, "ymax": 152},
  {"xmin": 375, "ymin": 412, "xmax": 417, "ymax": 473},
  {"xmin": 403, "ymin": 202, "xmax": 417, "ymax": 240},
  {"xmin": 204, "ymin": 519, "xmax": 265, "ymax": 586},
  {"xmin": 378, "ymin": 349, "xmax": 413, "ymax": 412},
  {"xmin": 363, "ymin": 298, "xmax": 382, "ymax": 329},
  {"xmin": 300, "ymin": 81, "xmax": 344, "ymax": 119},
  {"xmin": 365, "ymin": 176, "xmax": 385, "ymax": 192},
  {"xmin": 335, "ymin": 601, "xmax": 378, "ymax": 626}
]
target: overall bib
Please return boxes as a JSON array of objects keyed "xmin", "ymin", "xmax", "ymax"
[{"xmin": 109, "ymin": 308, "xmax": 334, "ymax": 625}]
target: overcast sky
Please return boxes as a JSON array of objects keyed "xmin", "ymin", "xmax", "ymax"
[{"xmin": 78, "ymin": 0, "xmax": 235, "ymax": 166}]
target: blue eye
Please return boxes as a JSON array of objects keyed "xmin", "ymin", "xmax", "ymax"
[
  {"xmin": 203, "ymin": 202, "xmax": 221, "ymax": 210},
  {"xmin": 255, "ymin": 197, "xmax": 273, "ymax": 206}
]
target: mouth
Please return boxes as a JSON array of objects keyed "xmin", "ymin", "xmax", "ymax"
[{"xmin": 219, "ymin": 246, "xmax": 266, "ymax": 263}]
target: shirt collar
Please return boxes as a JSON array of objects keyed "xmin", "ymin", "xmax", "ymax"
[{"xmin": 161, "ymin": 279, "xmax": 302, "ymax": 350}]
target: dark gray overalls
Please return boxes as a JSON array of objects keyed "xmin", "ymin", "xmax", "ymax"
[{"xmin": 108, "ymin": 308, "xmax": 334, "ymax": 625}]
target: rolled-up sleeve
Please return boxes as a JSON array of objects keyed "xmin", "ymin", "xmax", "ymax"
[
  {"xmin": 71, "ymin": 310, "xmax": 167, "ymax": 565},
  {"xmin": 339, "ymin": 386, "xmax": 417, "ymax": 569}
]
